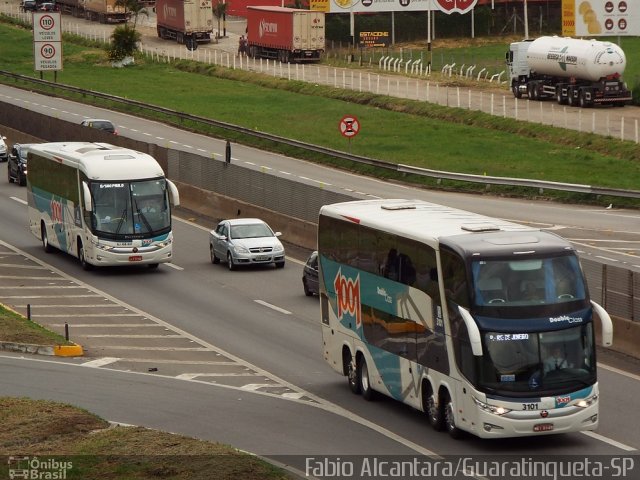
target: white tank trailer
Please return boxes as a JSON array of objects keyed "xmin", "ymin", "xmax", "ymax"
[{"xmin": 506, "ymin": 36, "xmax": 632, "ymax": 107}]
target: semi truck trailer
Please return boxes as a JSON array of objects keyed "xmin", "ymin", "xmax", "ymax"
[
  {"xmin": 246, "ymin": 6, "xmax": 324, "ymax": 63},
  {"xmin": 83, "ymin": 0, "xmax": 129, "ymax": 23},
  {"xmin": 156, "ymin": 0, "xmax": 214, "ymax": 47},
  {"xmin": 507, "ymin": 36, "xmax": 632, "ymax": 107}
]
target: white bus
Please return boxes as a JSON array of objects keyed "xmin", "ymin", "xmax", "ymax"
[
  {"xmin": 319, "ymin": 199, "xmax": 613, "ymax": 439},
  {"xmin": 27, "ymin": 142, "xmax": 180, "ymax": 270}
]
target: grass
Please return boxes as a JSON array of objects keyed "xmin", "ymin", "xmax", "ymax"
[
  {"xmin": 1, "ymin": 17, "xmax": 640, "ymax": 207},
  {"xmin": 0, "ymin": 304, "xmax": 72, "ymax": 346},
  {"xmin": 0, "ymin": 397, "xmax": 290, "ymax": 479}
]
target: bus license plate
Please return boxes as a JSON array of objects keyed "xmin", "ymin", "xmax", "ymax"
[
  {"xmin": 129, "ymin": 255, "xmax": 143, "ymax": 262},
  {"xmin": 533, "ymin": 423, "xmax": 554, "ymax": 432}
]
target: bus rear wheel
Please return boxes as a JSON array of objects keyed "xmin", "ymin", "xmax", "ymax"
[
  {"xmin": 41, "ymin": 222, "xmax": 53, "ymax": 253},
  {"xmin": 345, "ymin": 350, "xmax": 360, "ymax": 394},
  {"xmin": 358, "ymin": 357, "xmax": 375, "ymax": 401}
]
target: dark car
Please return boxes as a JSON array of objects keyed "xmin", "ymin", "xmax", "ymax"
[
  {"xmin": 302, "ymin": 250, "xmax": 319, "ymax": 296},
  {"xmin": 80, "ymin": 118, "xmax": 117, "ymax": 135},
  {"xmin": 8, "ymin": 144, "xmax": 30, "ymax": 187},
  {"xmin": 20, "ymin": 0, "xmax": 38, "ymax": 11}
]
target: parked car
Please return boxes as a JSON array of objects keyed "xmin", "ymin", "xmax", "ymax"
[
  {"xmin": 302, "ymin": 250, "xmax": 319, "ymax": 296},
  {"xmin": 80, "ymin": 118, "xmax": 117, "ymax": 135},
  {"xmin": 209, "ymin": 218, "xmax": 285, "ymax": 270},
  {"xmin": 39, "ymin": 2, "xmax": 58, "ymax": 11},
  {"xmin": 8, "ymin": 144, "xmax": 30, "ymax": 187},
  {"xmin": 20, "ymin": 0, "xmax": 38, "ymax": 11},
  {"xmin": 0, "ymin": 135, "xmax": 7, "ymax": 162}
]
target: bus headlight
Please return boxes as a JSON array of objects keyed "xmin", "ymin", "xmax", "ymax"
[
  {"xmin": 575, "ymin": 394, "xmax": 598, "ymax": 408},
  {"xmin": 94, "ymin": 243, "xmax": 114, "ymax": 251},
  {"xmin": 473, "ymin": 396, "xmax": 512, "ymax": 416},
  {"xmin": 156, "ymin": 238, "xmax": 172, "ymax": 248}
]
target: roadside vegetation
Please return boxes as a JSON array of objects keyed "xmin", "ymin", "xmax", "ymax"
[
  {"xmin": 0, "ymin": 397, "xmax": 289, "ymax": 480},
  {"xmin": 0, "ymin": 304, "xmax": 71, "ymax": 346},
  {"xmin": 0, "ymin": 18, "xmax": 639, "ymax": 208}
]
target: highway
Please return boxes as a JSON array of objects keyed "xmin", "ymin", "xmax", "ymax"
[
  {"xmin": 1, "ymin": 141, "xmax": 640, "ymax": 474},
  {"xmin": 1, "ymin": 17, "xmax": 640, "ymax": 475}
]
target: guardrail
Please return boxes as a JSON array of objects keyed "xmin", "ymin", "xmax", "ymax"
[{"xmin": 2, "ymin": 69, "xmax": 640, "ymax": 200}]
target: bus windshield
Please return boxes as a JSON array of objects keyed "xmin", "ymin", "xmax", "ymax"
[
  {"xmin": 478, "ymin": 324, "xmax": 596, "ymax": 395},
  {"xmin": 471, "ymin": 255, "xmax": 586, "ymax": 307},
  {"xmin": 90, "ymin": 179, "xmax": 170, "ymax": 239}
]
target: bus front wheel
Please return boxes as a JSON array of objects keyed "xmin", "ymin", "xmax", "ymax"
[
  {"xmin": 423, "ymin": 382, "xmax": 444, "ymax": 431},
  {"xmin": 443, "ymin": 391, "xmax": 464, "ymax": 439},
  {"xmin": 78, "ymin": 240, "xmax": 93, "ymax": 271},
  {"xmin": 358, "ymin": 357, "xmax": 375, "ymax": 401}
]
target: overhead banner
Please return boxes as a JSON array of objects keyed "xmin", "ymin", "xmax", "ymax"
[
  {"xmin": 312, "ymin": 0, "xmax": 477, "ymax": 14},
  {"xmin": 562, "ymin": 0, "xmax": 639, "ymax": 36}
]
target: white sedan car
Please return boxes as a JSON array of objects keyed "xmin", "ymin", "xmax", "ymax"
[{"xmin": 209, "ymin": 218, "xmax": 285, "ymax": 270}]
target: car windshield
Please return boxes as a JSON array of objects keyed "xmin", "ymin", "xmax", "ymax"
[{"xmin": 230, "ymin": 223, "xmax": 273, "ymax": 239}]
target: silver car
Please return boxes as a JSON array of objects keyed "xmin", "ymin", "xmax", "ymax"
[
  {"xmin": 0, "ymin": 135, "xmax": 8, "ymax": 162},
  {"xmin": 209, "ymin": 218, "xmax": 285, "ymax": 270}
]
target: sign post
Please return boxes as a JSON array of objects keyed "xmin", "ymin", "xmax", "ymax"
[
  {"xmin": 339, "ymin": 115, "xmax": 360, "ymax": 153},
  {"xmin": 33, "ymin": 11, "xmax": 63, "ymax": 79}
]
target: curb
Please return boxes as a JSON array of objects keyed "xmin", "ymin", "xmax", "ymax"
[{"xmin": 0, "ymin": 341, "xmax": 84, "ymax": 357}]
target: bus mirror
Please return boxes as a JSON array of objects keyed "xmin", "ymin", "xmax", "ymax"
[
  {"xmin": 591, "ymin": 301, "xmax": 613, "ymax": 347},
  {"xmin": 82, "ymin": 182, "xmax": 92, "ymax": 211},
  {"xmin": 457, "ymin": 306, "xmax": 483, "ymax": 356},
  {"xmin": 167, "ymin": 179, "xmax": 180, "ymax": 206}
]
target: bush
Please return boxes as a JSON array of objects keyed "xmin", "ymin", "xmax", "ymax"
[{"xmin": 108, "ymin": 25, "xmax": 140, "ymax": 61}]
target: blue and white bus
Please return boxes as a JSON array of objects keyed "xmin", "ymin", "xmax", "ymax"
[
  {"xmin": 27, "ymin": 142, "xmax": 180, "ymax": 270},
  {"xmin": 319, "ymin": 199, "xmax": 613, "ymax": 439}
]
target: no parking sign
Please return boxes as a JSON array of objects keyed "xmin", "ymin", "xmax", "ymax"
[{"xmin": 339, "ymin": 115, "xmax": 360, "ymax": 138}]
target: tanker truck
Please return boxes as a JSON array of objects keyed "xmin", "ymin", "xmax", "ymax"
[
  {"xmin": 506, "ymin": 36, "xmax": 632, "ymax": 107},
  {"xmin": 246, "ymin": 6, "xmax": 325, "ymax": 63}
]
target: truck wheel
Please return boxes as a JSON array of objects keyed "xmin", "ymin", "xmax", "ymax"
[
  {"xmin": 579, "ymin": 90, "xmax": 591, "ymax": 108},
  {"xmin": 556, "ymin": 87, "xmax": 565, "ymax": 105},
  {"xmin": 177, "ymin": 33, "xmax": 184, "ymax": 44},
  {"xmin": 511, "ymin": 83, "xmax": 521, "ymax": 99}
]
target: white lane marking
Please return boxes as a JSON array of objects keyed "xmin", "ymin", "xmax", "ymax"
[
  {"xmin": 581, "ymin": 431, "xmax": 637, "ymax": 451},
  {"xmin": 254, "ymin": 299, "xmax": 291, "ymax": 315},
  {"xmin": 177, "ymin": 373, "xmax": 258, "ymax": 380},
  {"xmin": 598, "ymin": 362, "xmax": 640, "ymax": 382},
  {"xmin": 0, "ymin": 264, "xmax": 46, "ymax": 269},
  {"xmin": 11, "ymin": 197, "xmax": 27, "ymax": 205},
  {"xmin": 143, "ymin": 133, "xmax": 152, "ymax": 137},
  {"xmin": 282, "ymin": 392, "xmax": 305, "ymax": 400},
  {"xmin": 165, "ymin": 263, "xmax": 184, "ymax": 271},
  {"xmin": 82, "ymin": 357, "xmax": 121, "ymax": 368},
  {"xmin": 81, "ymin": 334, "xmax": 184, "ymax": 338},
  {"xmin": 155, "ymin": 137, "xmax": 165, "ymax": 140},
  {"xmin": 241, "ymin": 383, "xmax": 275, "ymax": 391},
  {"xmin": 183, "ymin": 144, "xmax": 194, "ymax": 149},
  {"xmin": 48, "ymin": 323, "xmax": 156, "ymax": 328}
]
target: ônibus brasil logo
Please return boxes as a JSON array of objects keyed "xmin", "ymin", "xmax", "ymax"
[{"xmin": 334, "ymin": 268, "xmax": 361, "ymax": 329}]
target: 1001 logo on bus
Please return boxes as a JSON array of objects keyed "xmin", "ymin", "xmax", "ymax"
[
  {"xmin": 334, "ymin": 268, "xmax": 362, "ymax": 329},
  {"xmin": 50, "ymin": 198, "xmax": 63, "ymax": 223}
]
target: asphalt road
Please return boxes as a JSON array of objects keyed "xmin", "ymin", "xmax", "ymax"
[{"xmin": 1, "ymin": 170, "xmax": 640, "ymax": 468}]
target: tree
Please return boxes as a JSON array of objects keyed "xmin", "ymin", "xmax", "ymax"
[
  {"xmin": 213, "ymin": 0, "xmax": 228, "ymax": 39},
  {"xmin": 115, "ymin": 0, "xmax": 148, "ymax": 30},
  {"xmin": 108, "ymin": 24, "xmax": 141, "ymax": 61}
]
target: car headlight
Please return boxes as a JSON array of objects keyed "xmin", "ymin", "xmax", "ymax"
[
  {"xmin": 473, "ymin": 396, "xmax": 512, "ymax": 416},
  {"xmin": 273, "ymin": 244, "xmax": 284, "ymax": 253},
  {"xmin": 234, "ymin": 244, "xmax": 249, "ymax": 254}
]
